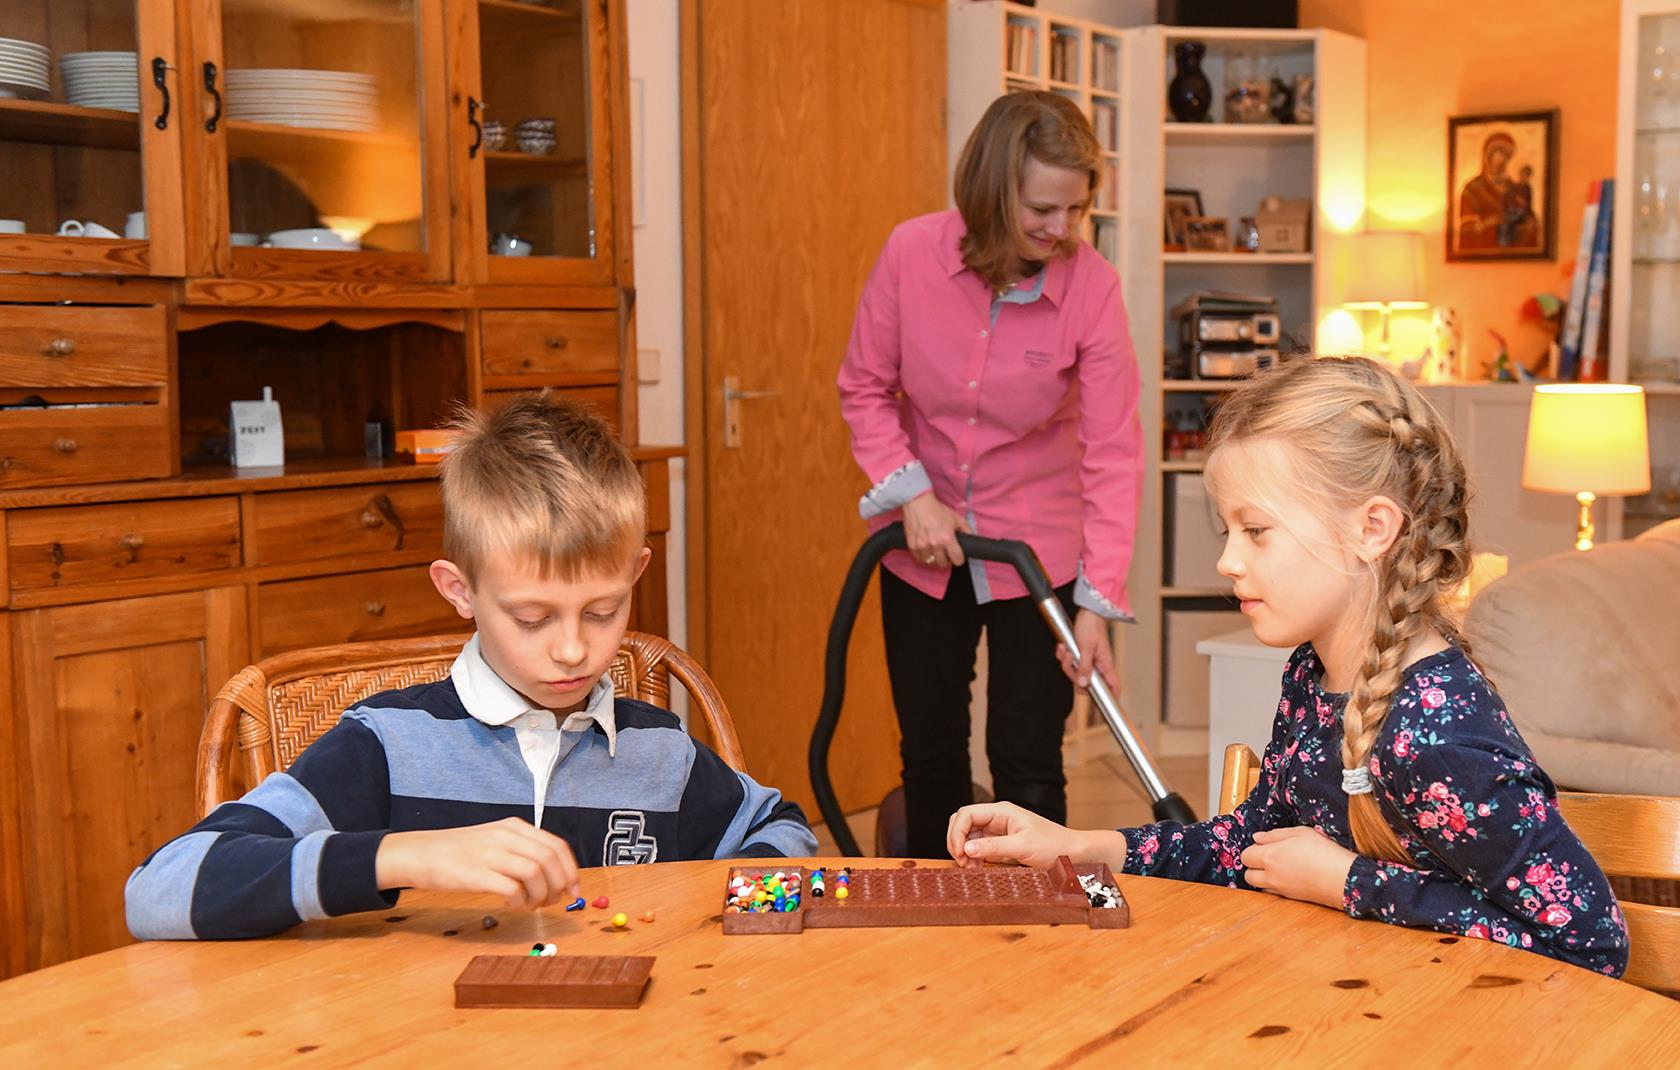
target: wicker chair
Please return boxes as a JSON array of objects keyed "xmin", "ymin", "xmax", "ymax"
[
  {"xmin": 196, "ymin": 632, "xmax": 744, "ymax": 819},
  {"xmin": 1218, "ymin": 743, "xmax": 1680, "ymax": 994}
]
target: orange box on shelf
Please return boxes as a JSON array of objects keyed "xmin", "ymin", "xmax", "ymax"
[{"xmin": 394, "ymin": 428, "xmax": 460, "ymax": 464}]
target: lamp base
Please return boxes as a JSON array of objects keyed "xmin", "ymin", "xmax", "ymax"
[{"xmin": 1574, "ymin": 490, "xmax": 1597, "ymax": 551}]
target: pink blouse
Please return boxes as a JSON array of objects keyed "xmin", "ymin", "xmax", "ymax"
[{"xmin": 837, "ymin": 209, "xmax": 1143, "ymax": 618}]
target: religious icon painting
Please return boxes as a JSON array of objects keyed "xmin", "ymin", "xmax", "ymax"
[{"xmin": 1446, "ymin": 109, "xmax": 1559, "ymax": 261}]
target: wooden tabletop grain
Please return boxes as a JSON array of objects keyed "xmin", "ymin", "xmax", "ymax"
[{"xmin": 1, "ymin": 858, "xmax": 1676, "ymax": 1067}]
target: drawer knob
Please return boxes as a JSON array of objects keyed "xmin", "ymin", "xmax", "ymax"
[
  {"xmin": 364, "ymin": 601, "xmax": 386, "ymax": 617},
  {"xmin": 53, "ymin": 437, "xmax": 78, "ymax": 455},
  {"xmin": 46, "ymin": 338, "xmax": 76, "ymax": 358},
  {"xmin": 360, "ymin": 508, "xmax": 385, "ymax": 529},
  {"xmin": 544, "ymin": 335, "xmax": 567, "ymax": 350},
  {"xmin": 119, "ymin": 532, "xmax": 144, "ymax": 561}
]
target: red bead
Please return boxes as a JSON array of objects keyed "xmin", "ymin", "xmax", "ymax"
[{"xmin": 592, "ymin": 896, "xmax": 610, "ymax": 909}]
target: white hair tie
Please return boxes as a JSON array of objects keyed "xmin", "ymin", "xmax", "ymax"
[{"xmin": 1342, "ymin": 766, "xmax": 1375, "ymax": 795}]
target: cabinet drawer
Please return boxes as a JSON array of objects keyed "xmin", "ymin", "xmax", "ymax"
[
  {"xmin": 483, "ymin": 386, "xmax": 619, "ymax": 432},
  {"xmin": 257, "ymin": 565, "xmax": 463, "ymax": 657},
  {"xmin": 8, "ymin": 497, "xmax": 241, "ymax": 595},
  {"xmin": 251, "ymin": 483, "xmax": 444, "ymax": 568},
  {"xmin": 0, "ymin": 306, "xmax": 168, "ymax": 388},
  {"xmin": 480, "ymin": 311, "xmax": 619, "ymax": 386},
  {"xmin": 0, "ymin": 406, "xmax": 172, "ymax": 488}
]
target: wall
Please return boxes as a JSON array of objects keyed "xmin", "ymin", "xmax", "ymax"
[
  {"xmin": 627, "ymin": 0, "xmax": 687, "ymax": 657},
  {"xmin": 1300, "ymin": 0, "xmax": 1621, "ymax": 374}
]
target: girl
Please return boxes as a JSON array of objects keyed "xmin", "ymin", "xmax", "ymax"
[
  {"xmin": 837, "ymin": 91, "xmax": 1143, "ymax": 857},
  {"xmin": 948, "ymin": 356, "xmax": 1628, "ymax": 976}
]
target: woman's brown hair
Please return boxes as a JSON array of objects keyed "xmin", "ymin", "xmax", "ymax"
[
  {"xmin": 1204, "ymin": 356, "xmax": 1477, "ymax": 865},
  {"xmin": 952, "ymin": 91, "xmax": 1100, "ymax": 288}
]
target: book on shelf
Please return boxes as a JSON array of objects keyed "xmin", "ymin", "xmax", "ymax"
[
  {"xmin": 1007, "ymin": 23, "xmax": 1038, "ymax": 78},
  {"xmin": 1577, "ymin": 178, "xmax": 1615, "ymax": 382},
  {"xmin": 1094, "ymin": 219, "xmax": 1119, "ymax": 264},
  {"xmin": 1558, "ymin": 180, "xmax": 1602, "ymax": 381},
  {"xmin": 1093, "ymin": 41, "xmax": 1120, "ymax": 91},
  {"xmin": 1050, "ymin": 30, "xmax": 1078, "ymax": 83},
  {"xmin": 1092, "ymin": 101, "xmax": 1118, "ymax": 151}
]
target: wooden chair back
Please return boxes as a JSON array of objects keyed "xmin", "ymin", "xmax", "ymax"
[
  {"xmin": 1217, "ymin": 743, "xmax": 1680, "ymax": 993},
  {"xmin": 197, "ymin": 632, "xmax": 745, "ymax": 818},
  {"xmin": 1217, "ymin": 743, "xmax": 1262, "ymax": 815},
  {"xmin": 1557, "ymin": 792, "xmax": 1680, "ymax": 995}
]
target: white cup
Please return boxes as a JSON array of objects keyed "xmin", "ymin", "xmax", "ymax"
[
  {"xmin": 0, "ymin": 219, "xmax": 24, "ymax": 235},
  {"xmin": 125, "ymin": 211, "xmax": 146, "ymax": 239},
  {"xmin": 58, "ymin": 219, "xmax": 120, "ymax": 239}
]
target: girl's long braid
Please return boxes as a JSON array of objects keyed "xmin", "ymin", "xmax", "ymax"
[{"xmin": 1339, "ymin": 384, "xmax": 1473, "ymax": 865}]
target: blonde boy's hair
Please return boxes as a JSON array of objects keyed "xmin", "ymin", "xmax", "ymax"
[
  {"xmin": 1205, "ymin": 356, "xmax": 1475, "ymax": 867},
  {"xmin": 439, "ymin": 393, "xmax": 645, "ymax": 584},
  {"xmin": 952, "ymin": 90, "xmax": 1100, "ymax": 288}
]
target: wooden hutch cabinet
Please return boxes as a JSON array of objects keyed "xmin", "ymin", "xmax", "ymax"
[{"xmin": 0, "ymin": 0, "xmax": 671, "ymax": 976}]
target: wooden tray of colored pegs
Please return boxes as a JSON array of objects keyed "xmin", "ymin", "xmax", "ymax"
[{"xmin": 721, "ymin": 856, "xmax": 1128, "ymax": 934}]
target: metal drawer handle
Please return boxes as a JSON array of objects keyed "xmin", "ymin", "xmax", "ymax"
[
  {"xmin": 53, "ymin": 437, "xmax": 78, "ymax": 455},
  {"xmin": 544, "ymin": 336, "xmax": 567, "ymax": 349},
  {"xmin": 364, "ymin": 601, "xmax": 386, "ymax": 617},
  {"xmin": 360, "ymin": 508, "xmax": 384, "ymax": 529},
  {"xmin": 47, "ymin": 338, "xmax": 76, "ymax": 357},
  {"xmin": 367, "ymin": 493, "xmax": 406, "ymax": 549}
]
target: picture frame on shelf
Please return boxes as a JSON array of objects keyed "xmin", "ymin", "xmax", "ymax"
[
  {"xmin": 1163, "ymin": 188, "xmax": 1203, "ymax": 250},
  {"xmin": 1184, "ymin": 216, "xmax": 1230, "ymax": 252},
  {"xmin": 1446, "ymin": 109, "xmax": 1559, "ymax": 261}
]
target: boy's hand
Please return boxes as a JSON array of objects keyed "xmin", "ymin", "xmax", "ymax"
[
  {"xmin": 1240, "ymin": 826, "xmax": 1358, "ymax": 911},
  {"xmin": 947, "ymin": 801, "xmax": 1087, "ymax": 869},
  {"xmin": 375, "ymin": 818, "xmax": 581, "ymax": 910}
]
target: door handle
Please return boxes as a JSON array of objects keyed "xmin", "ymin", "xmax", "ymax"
[
  {"xmin": 203, "ymin": 62, "xmax": 223, "ymax": 133},
  {"xmin": 722, "ymin": 376, "xmax": 780, "ymax": 449}
]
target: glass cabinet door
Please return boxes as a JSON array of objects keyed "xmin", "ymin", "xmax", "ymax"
[
  {"xmin": 197, "ymin": 0, "xmax": 449, "ymax": 280},
  {"xmin": 462, "ymin": 0, "xmax": 616, "ymax": 285},
  {"xmin": 1631, "ymin": 8, "xmax": 1680, "ymax": 378},
  {"xmin": 0, "ymin": 0, "xmax": 185, "ymax": 276}
]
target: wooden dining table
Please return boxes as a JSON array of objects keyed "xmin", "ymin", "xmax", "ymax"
[{"xmin": 2, "ymin": 857, "xmax": 1677, "ymax": 1066}]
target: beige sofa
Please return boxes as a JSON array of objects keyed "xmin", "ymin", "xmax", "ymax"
[{"xmin": 1464, "ymin": 518, "xmax": 1680, "ymax": 795}]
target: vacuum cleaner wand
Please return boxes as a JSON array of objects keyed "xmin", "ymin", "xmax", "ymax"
[{"xmin": 809, "ymin": 522, "xmax": 1198, "ymax": 858}]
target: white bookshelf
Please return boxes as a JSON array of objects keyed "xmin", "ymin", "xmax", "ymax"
[
  {"xmin": 1613, "ymin": 0, "xmax": 1680, "ymax": 538},
  {"xmin": 1117, "ymin": 26, "xmax": 1367, "ymax": 745}
]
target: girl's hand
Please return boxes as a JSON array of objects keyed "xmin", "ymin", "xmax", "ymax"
[
  {"xmin": 902, "ymin": 492, "xmax": 972, "ymax": 569},
  {"xmin": 1057, "ymin": 609, "xmax": 1117, "ymax": 690},
  {"xmin": 375, "ymin": 817, "xmax": 582, "ymax": 910},
  {"xmin": 1240, "ymin": 826, "xmax": 1358, "ymax": 911},
  {"xmin": 947, "ymin": 801, "xmax": 1087, "ymax": 869}
]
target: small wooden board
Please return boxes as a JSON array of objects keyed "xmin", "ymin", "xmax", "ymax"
[
  {"xmin": 454, "ymin": 954, "xmax": 654, "ymax": 1009},
  {"xmin": 722, "ymin": 857, "xmax": 1129, "ymax": 935}
]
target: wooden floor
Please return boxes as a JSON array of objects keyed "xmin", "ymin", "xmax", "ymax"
[{"xmin": 813, "ymin": 750, "xmax": 1211, "ymax": 855}]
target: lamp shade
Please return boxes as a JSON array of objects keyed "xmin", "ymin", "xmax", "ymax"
[
  {"xmin": 1342, "ymin": 230, "xmax": 1428, "ymax": 309},
  {"xmin": 1522, "ymin": 384, "xmax": 1652, "ymax": 495}
]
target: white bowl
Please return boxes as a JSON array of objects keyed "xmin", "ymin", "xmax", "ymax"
[{"xmin": 266, "ymin": 227, "xmax": 359, "ymax": 251}]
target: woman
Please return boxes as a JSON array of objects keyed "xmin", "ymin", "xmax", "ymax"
[{"xmin": 837, "ymin": 92, "xmax": 1143, "ymax": 857}]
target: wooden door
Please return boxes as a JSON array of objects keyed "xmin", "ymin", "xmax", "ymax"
[
  {"xmin": 179, "ymin": 0, "xmax": 453, "ymax": 283},
  {"xmin": 684, "ymin": 0, "xmax": 947, "ymax": 814},
  {"xmin": 445, "ymin": 0, "xmax": 629, "ymax": 288},
  {"xmin": 0, "ymin": 0, "xmax": 186, "ymax": 276},
  {"xmin": 8, "ymin": 587, "xmax": 248, "ymax": 970}
]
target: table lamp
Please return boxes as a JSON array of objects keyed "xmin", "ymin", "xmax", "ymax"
[
  {"xmin": 1521, "ymin": 384, "xmax": 1651, "ymax": 551},
  {"xmin": 1343, "ymin": 231, "xmax": 1428, "ymax": 357}
]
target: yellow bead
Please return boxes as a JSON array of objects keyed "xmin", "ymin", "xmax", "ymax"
[
  {"xmin": 612, "ymin": 912, "xmax": 628, "ymax": 929},
  {"xmin": 835, "ymin": 886, "xmax": 849, "ymax": 900}
]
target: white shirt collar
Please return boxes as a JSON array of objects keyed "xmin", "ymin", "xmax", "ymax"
[{"xmin": 449, "ymin": 633, "xmax": 619, "ymax": 756}]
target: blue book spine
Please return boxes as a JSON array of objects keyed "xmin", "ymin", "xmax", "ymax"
[
  {"xmin": 1578, "ymin": 178, "xmax": 1615, "ymax": 381},
  {"xmin": 1558, "ymin": 181, "xmax": 1601, "ymax": 381}
]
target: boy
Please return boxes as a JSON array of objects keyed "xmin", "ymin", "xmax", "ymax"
[{"xmin": 126, "ymin": 395, "xmax": 815, "ymax": 940}]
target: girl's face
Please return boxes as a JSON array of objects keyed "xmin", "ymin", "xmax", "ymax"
[
  {"xmin": 1209, "ymin": 440, "xmax": 1373, "ymax": 659},
  {"xmin": 1014, "ymin": 157, "xmax": 1089, "ymax": 262}
]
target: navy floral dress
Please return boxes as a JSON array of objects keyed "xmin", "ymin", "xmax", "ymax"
[{"xmin": 1119, "ymin": 643, "xmax": 1629, "ymax": 977}]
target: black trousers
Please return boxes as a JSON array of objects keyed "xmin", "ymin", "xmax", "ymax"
[{"xmin": 879, "ymin": 564, "xmax": 1076, "ymax": 858}]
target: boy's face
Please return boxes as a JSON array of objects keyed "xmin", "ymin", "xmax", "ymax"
[{"xmin": 431, "ymin": 547, "xmax": 651, "ymax": 715}]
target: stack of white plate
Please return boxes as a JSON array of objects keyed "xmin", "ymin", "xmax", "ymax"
[
  {"xmin": 224, "ymin": 69, "xmax": 379, "ymax": 133},
  {"xmin": 61, "ymin": 52, "xmax": 139, "ymax": 112},
  {"xmin": 0, "ymin": 38, "xmax": 50, "ymax": 101}
]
